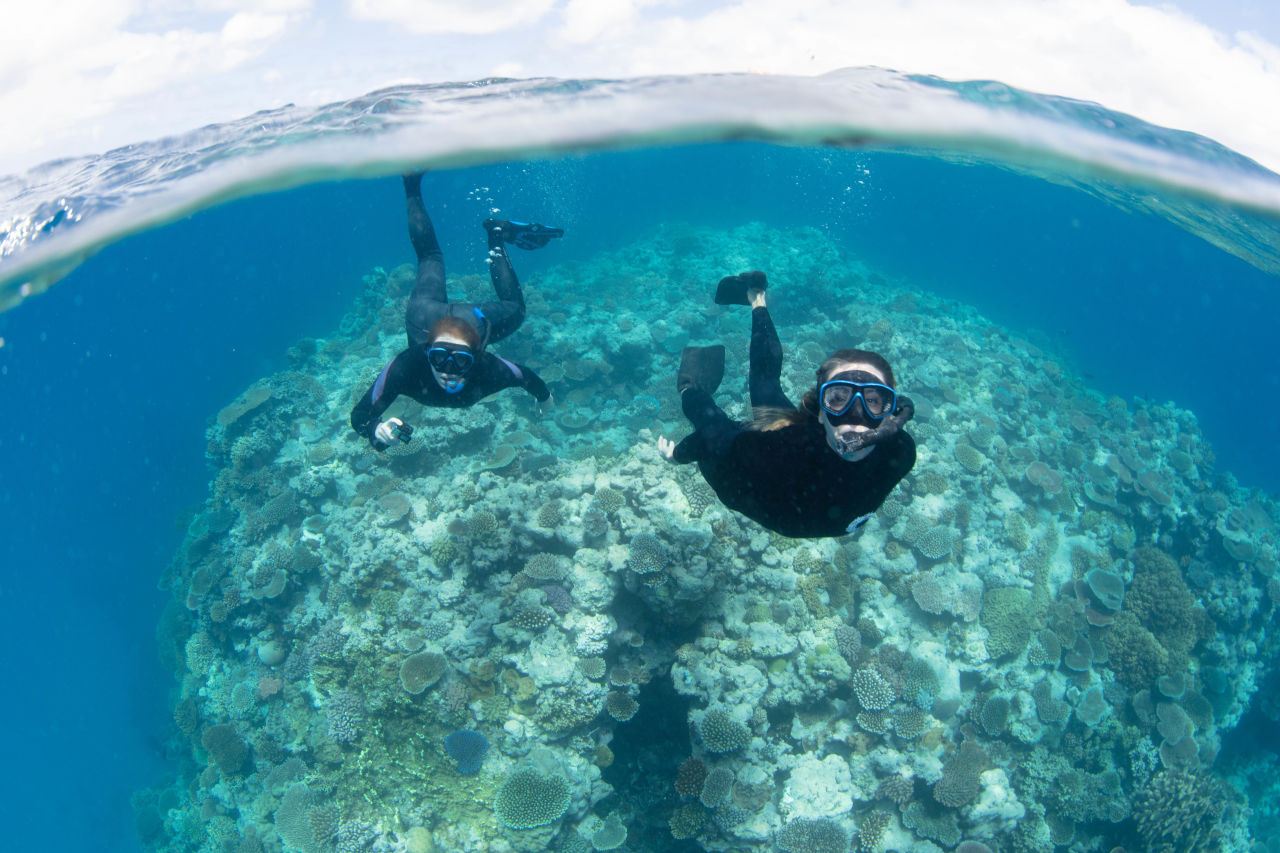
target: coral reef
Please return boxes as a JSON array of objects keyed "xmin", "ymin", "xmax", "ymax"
[{"xmin": 138, "ymin": 224, "xmax": 1277, "ymax": 853}]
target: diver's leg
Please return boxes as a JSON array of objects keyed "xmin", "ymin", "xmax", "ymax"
[
  {"xmin": 682, "ymin": 388, "xmax": 740, "ymax": 457},
  {"xmin": 749, "ymin": 305, "xmax": 794, "ymax": 410},
  {"xmin": 403, "ymin": 173, "xmax": 448, "ymax": 344},
  {"xmin": 476, "ymin": 225, "xmax": 526, "ymax": 343}
]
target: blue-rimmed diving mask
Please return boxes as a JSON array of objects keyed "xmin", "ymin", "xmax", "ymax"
[
  {"xmin": 426, "ymin": 344, "xmax": 475, "ymax": 376},
  {"xmin": 818, "ymin": 370, "xmax": 897, "ymax": 422}
]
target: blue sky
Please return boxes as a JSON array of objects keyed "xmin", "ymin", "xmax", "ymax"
[{"xmin": 3, "ymin": 0, "xmax": 1280, "ymax": 174}]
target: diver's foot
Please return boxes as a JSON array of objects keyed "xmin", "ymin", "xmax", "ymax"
[
  {"xmin": 484, "ymin": 219, "xmax": 565, "ymax": 250},
  {"xmin": 403, "ymin": 171, "xmax": 425, "ymax": 196},
  {"xmin": 714, "ymin": 270, "xmax": 769, "ymax": 306},
  {"xmin": 677, "ymin": 345, "xmax": 726, "ymax": 395}
]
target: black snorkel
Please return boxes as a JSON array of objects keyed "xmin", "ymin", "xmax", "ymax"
[{"xmin": 830, "ymin": 395, "xmax": 915, "ymax": 455}]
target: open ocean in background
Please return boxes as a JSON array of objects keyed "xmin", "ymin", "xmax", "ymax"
[{"xmin": 2, "ymin": 70, "xmax": 1280, "ymax": 852}]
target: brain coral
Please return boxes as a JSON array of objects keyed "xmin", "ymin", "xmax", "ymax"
[
  {"xmin": 776, "ymin": 818, "xmax": 849, "ymax": 853},
  {"xmin": 493, "ymin": 767, "xmax": 572, "ymax": 829},
  {"xmin": 980, "ymin": 587, "xmax": 1035, "ymax": 659},
  {"xmin": 852, "ymin": 667, "xmax": 896, "ymax": 711},
  {"xmin": 700, "ymin": 709, "xmax": 750, "ymax": 753},
  {"xmin": 399, "ymin": 652, "xmax": 448, "ymax": 694},
  {"xmin": 628, "ymin": 533, "xmax": 668, "ymax": 574}
]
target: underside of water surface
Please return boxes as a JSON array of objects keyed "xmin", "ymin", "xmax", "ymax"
[{"xmin": 137, "ymin": 218, "xmax": 1280, "ymax": 853}]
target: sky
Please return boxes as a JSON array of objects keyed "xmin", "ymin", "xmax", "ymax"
[{"xmin": 2, "ymin": 0, "xmax": 1280, "ymax": 177}]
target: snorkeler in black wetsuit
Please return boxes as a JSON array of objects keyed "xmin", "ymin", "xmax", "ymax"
[
  {"xmin": 658, "ymin": 271, "xmax": 916, "ymax": 538},
  {"xmin": 350, "ymin": 173, "xmax": 562, "ymax": 451}
]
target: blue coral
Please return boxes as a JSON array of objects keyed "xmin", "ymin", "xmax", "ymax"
[{"xmin": 443, "ymin": 729, "xmax": 489, "ymax": 774}]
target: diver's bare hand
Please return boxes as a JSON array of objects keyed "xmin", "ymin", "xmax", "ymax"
[
  {"xmin": 657, "ymin": 436, "xmax": 677, "ymax": 462},
  {"xmin": 374, "ymin": 418, "xmax": 404, "ymax": 447}
]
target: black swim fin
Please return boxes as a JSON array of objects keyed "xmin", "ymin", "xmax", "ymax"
[
  {"xmin": 714, "ymin": 270, "xmax": 768, "ymax": 306},
  {"xmin": 677, "ymin": 345, "xmax": 726, "ymax": 395},
  {"xmin": 485, "ymin": 219, "xmax": 564, "ymax": 250}
]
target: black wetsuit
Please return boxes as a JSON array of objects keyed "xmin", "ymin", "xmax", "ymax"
[
  {"xmin": 349, "ymin": 176, "xmax": 549, "ymax": 450},
  {"xmin": 351, "ymin": 347, "xmax": 548, "ymax": 448},
  {"xmin": 673, "ymin": 307, "xmax": 915, "ymax": 538}
]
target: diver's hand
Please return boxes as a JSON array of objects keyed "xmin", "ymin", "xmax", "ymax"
[
  {"xmin": 534, "ymin": 393, "xmax": 555, "ymax": 418},
  {"xmin": 657, "ymin": 436, "xmax": 677, "ymax": 463},
  {"xmin": 374, "ymin": 418, "xmax": 404, "ymax": 447}
]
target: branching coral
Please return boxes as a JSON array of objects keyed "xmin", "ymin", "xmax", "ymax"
[
  {"xmin": 493, "ymin": 768, "xmax": 571, "ymax": 829},
  {"xmin": 699, "ymin": 709, "xmax": 750, "ymax": 753}
]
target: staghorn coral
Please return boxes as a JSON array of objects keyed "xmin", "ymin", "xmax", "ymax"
[
  {"xmin": 877, "ymin": 772, "xmax": 915, "ymax": 806},
  {"xmin": 493, "ymin": 767, "xmax": 572, "ymax": 829}
]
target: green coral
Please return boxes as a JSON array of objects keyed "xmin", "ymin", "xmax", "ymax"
[{"xmin": 980, "ymin": 587, "xmax": 1037, "ymax": 659}]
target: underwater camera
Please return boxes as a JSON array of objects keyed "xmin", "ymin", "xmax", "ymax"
[{"xmin": 392, "ymin": 422, "xmax": 414, "ymax": 443}]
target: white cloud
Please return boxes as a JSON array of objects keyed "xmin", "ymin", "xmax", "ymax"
[
  {"xmin": 539, "ymin": 0, "xmax": 1280, "ymax": 172},
  {"xmin": 4, "ymin": 0, "xmax": 1280, "ymax": 177},
  {"xmin": 345, "ymin": 0, "xmax": 558, "ymax": 35}
]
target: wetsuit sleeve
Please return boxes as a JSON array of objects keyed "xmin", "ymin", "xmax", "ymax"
[
  {"xmin": 671, "ymin": 433, "xmax": 706, "ymax": 464},
  {"xmin": 351, "ymin": 353, "xmax": 408, "ymax": 448},
  {"xmin": 490, "ymin": 355, "xmax": 550, "ymax": 401}
]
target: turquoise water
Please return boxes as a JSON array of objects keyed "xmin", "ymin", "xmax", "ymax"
[{"xmin": 1, "ymin": 68, "xmax": 1279, "ymax": 852}]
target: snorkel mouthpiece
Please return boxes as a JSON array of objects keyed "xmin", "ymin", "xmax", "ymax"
[{"xmin": 832, "ymin": 395, "xmax": 915, "ymax": 456}]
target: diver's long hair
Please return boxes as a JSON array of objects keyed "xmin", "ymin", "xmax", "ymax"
[
  {"xmin": 749, "ymin": 348, "xmax": 897, "ymax": 431},
  {"xmin": 426, "ymin": 316, "xmax": 483, "ymax": 350}
]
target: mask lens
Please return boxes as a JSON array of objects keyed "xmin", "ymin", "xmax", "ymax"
[
  {"xmin": 428, "ymin": 346, "xmax": 474, "ymax": 374},
  {"xmin": 861, "ymin": 386, "xmax": 891, "ymax": 417},
  {"xmin": 821, "ymin": 383, "xmax": 854, "ymax": 415}
]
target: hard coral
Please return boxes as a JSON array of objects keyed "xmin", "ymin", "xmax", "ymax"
[
  {"xmin": 493, "ymin": 767, "xmax": 572, "ymax": 829},
  {"xmin": 933, "ymin": 740, "xmax": 987, "ymax": 808},
  {"xmin": 776, "ymin": 818, "xmax": 849, "ymax": 853},
  {"xmin": 399, "ymin": 652, "xmax": 448, "ymax": 694},
  {"xmin": 699, "ymin": 709, "xmax": 750, "ymax": 753},
  {"xmin": 980, "ymin": 587, "xmax": 1036, "ymax": 659},
  {"xmin": 443, "ymin": 729, "xmax": 489, "ymax": 774},
  {"xmin": 1135, "ymin": 770, "xmax": 1227, "ymax": 852},
  {"xmin": 627, "ymin": 533, "xmax": 668, "ymax": 575},
  {"xmin": 852, "ymin": 667, "xmax": 896, "ymax": 710}
]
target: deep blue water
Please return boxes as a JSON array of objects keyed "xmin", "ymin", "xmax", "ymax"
[{"xmin": 1, "ymin": 142, "xmax": 1279, "ymax": 851}]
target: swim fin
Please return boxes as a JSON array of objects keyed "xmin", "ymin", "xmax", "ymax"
[
  {"xmin": 713, "ymin": 270, "xmax": 769, "ymax": 305},
  {"xmin": 484, "ymin": 219, "xmax": 564, "ymax": 250},
  {"xmin": 677, "ymin": 345, "xmax": 726, "ymax": 395}
]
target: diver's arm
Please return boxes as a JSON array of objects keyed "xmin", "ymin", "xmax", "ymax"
[
  {"xmin": 669, "ymin": 432, "xmax": 706, "ymax": 464},
  {"xmin": 488, "ymin": 354, "xmax": 550, "ymax": 402},
  {"xmin": 351, "ymin": 354, "xmax": 407, "ymax": 449}
]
